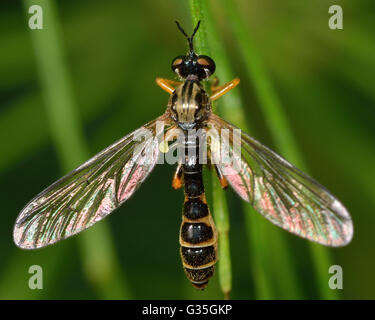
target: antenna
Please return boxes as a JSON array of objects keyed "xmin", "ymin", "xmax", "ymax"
[{"xmin": 175, "ymin": 20, "xmax": 201, "ymax": 52}]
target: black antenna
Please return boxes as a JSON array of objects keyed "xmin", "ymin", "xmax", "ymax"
[{"xmin": 175, "ymin": 20, "xmax": 201, "ymax": 53}]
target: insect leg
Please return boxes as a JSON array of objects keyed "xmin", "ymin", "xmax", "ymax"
[
  {"xmin": 172, "ymin": 163, "xmax": 184, "ymax": 189},
  {"xmin": 214, "ymin": 164, "xmax": 229, "ymax": 189},
  {"xmin": 155, "ymin": 78, "xmax": 182, "ymax": 94},
  {"xmin": 210, "ymin": 78, "xmax": 240, "ymax": 101}
]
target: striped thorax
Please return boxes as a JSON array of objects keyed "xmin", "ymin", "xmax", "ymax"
[{"xmin": 168, "ymin": 80, "xmax": 211, "ymax": 131}]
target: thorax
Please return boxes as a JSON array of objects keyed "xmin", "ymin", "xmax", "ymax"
[{"xmin": 169, "ymin": 80, "xmax": 211, "ymax": 130}]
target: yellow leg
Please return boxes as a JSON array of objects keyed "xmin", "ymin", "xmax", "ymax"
[
  {"xmin": 214, "ymin": 164, "xmax": 229, "ymax": 189},
  {"xmin": 172, "ymin": 164, "xmax": 183, "ymax": 190},
  {"xmin": 210, "ymin": 78, "xmax": 240, "ymax": 101},
  {"xmin": 155, "ymin": 78, "xmax": 182, "ymax": 94}
]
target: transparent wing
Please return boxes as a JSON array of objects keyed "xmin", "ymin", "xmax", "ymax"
[
  {"xmin": 209, "ymin": 114, "xmax": 353, "ymax": 247},
  {"xmin": 14, "ymin": 114, "xmax": 173, "ymax": 249}
]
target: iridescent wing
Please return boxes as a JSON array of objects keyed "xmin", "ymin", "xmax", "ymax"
[
  {"xmin": 14, "ymin": 114, "xmax": 173, "ymax": 249},
  {"xmin": 208, "ymin": 113, "xmax": 353, "ymax": 247}
]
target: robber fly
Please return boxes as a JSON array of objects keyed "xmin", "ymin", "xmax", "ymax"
[{"xmin": 13, "ymin": 21, "xmax": 353, "ymax": 290}]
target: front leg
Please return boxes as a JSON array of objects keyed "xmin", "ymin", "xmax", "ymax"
[
  {"xmin": 156, "ymin": 78, "xmax": 182, "ymax": 94},
  {"xmin": 210, "ymin": 78, "xmax": 240, "ymax": 101}
]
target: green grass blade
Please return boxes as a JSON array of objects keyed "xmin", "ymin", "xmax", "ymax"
[
  {"xmin": 189, "ymin": 0, "xmax": 233, "ymax": 298},
  {"xmin": 22, "ymin": 0, "xmax": 131, "ymax": 299},
  {"xmin": 212, "ymin": 174, "xmax": 232, "ymax": 299}
]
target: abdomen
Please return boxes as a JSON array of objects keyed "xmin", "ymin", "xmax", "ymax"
[{"xmin": 180, "ymin": 162, "xmax": 218, "ymax": 289}]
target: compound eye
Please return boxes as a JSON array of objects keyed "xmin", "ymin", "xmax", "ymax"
[
  {"xmin": 171, "ymin": 56, "xmax": 185, "ymax": 76},
  {"xmin": 197, "ymin": 55, "xmax": 216, "ymax": 78}
]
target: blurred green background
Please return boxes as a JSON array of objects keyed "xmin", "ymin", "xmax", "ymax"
[{"xmin": 0, "ymin": 0, "xmax": 374, "ymax": 299}]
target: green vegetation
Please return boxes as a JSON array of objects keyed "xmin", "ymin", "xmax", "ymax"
[{"xmin": 0, "ymin": 0, "xmax": 374, "ymax": 299}]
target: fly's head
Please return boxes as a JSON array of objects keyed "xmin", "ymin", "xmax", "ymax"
[
  {"xmin": 171, "ymin": 21, "xmax": 216, "ymax": 81},
  {"xmin": 171, "ymin": 52, "xmax": 215, "ymax": 82}
]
